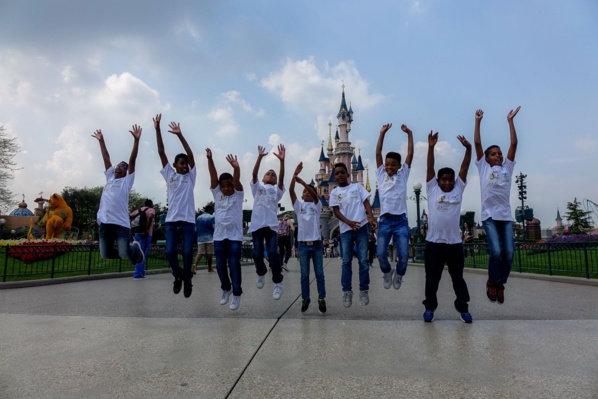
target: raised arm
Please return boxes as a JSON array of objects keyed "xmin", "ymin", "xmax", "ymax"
[
  {"xmin": 274, "ymin": 144, "xmax": 285, "ymax": 190},
  {"xmin": 289, "ymin": 162, "xmax": 301, "ymax": 205},
  {"xmin": 426, "ymin": 131, "xmax": 438, "ymax": 182},
  {"xmin": 506, "ymin": 106, "xmax": 521, "ymax": 162},
  {"xmin": 457, "ymin": 135, "xmax": 472, "ymax": 183},
  {"xmin": 252, "ymin": 146, "xmax": 268, "ymax": 184},
  {"xmin": 127, "ymin": 124, "xmax": 141, "ymax": 174},
  {"xmin": 401, "ymin": 124, "xmax": 414, "ymax": 167},
  {"xmin": 226, "ymin": 154, "xmax": 243, "ymax": 191},
  {"xmin": 375, "ymin": 123, "xmax": 392, "ymax": 168},
  {"xmin": 154, "ymin": 114, "xmax": 169, "ymax": 167},
  {"xmin": 473, "ymin": 109, "xmax": 484, "ymax": 161},
  {"xmin": 168, "ymin": 122, "xmax": 195, "ymax": 168},
  {"xmin": 206, "ymin": 148, "xmax": 218, "ymax": 189},
  {"xmin": 91, "ymin": 129, "xmax": 112, "ymax": 171}
]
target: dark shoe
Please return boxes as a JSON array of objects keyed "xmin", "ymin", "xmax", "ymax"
[
  {"xmin": 497, "ymin": 284, "xmax": 505, "ymax": 304},
  {"xmin": 318, "ymin": 299, "xmax": 327, "ymax": 314},
  {"xmin": 173, "ymin": 278, "xmax": 183, "ymax": 294},
  {"xmin": 486, "ymin": 280, "xmax": 497, "ymax": 303},
  {"xmin": 301, "ymin": 299, "xmax": 310, "ymax": 313},
  {"xmin": 183, "ymin": 280, "xmax": 193, "ymax": 298},
  {"xmin": 423, "ymin": 309, "xmax": 435, "ymax": 323},
  {"xmin": 460, "ymin": 312, "xmax": 473, "ymax": 324}
]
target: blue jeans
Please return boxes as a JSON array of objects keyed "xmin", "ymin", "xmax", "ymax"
[
  {"xmin": 376, "ymin": 214, "xmax": 410, "ymax": 276},
  {"xmin": 298, "ymin": 242, "xmax": 326, "ymax": 300},
  {"xmin": 252, "ymin": 227, "xmax": 283, "ymax": 284},
  {"xmin": 340, "ymin": 224, "xmax": 370, "ymax": 292},
  {"xmin": 98, "ymin": 223, "xmax": 142, "ymax": 264},
  {"xmin": 482, "ymin": 218, "xmax": 514, "ymax": 284},
  {"xmin": 214, "ymin": 240, "xmax": 243, "ymax": 296},
  {"xmin": 164, "ymin": 221, "xmax": 195, "ymax": 282},
  {"xmin": 133, "ymin": 233, "xmax": 152, "ymax": 277}
]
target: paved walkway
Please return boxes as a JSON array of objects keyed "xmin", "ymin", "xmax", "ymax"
[{"xmin": 1, "ymin": 258, "xmax": 597, "ymax": 399}]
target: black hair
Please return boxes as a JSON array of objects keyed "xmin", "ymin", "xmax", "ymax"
[
  {"xmin": 144, "ymin": 199, "xmax": 154, "ymax": 207},
  {"xmin": 174, "ymin": 153, "xmax": 188, "ymax": 164},
  {"xmin": 333, "ymin": 162, "xmax": 348, "ymax": 173},
  {"xmin": 437, "ymin": 167, "xmax": 455, "ymax": 179},
  {"xmin": 204, "ymin": 204, "xmax": 214, "ymax": 214},
  {"xmin": 484, "ymin": 145, "xmax": 500, "ymax": 158},
  {"xmin": 385, "ymin": 151, "xmax": 401, "ymax": 165},
  {"xmin": 219, "ymin": 172, "xmax": 233, "ymax": 183}
]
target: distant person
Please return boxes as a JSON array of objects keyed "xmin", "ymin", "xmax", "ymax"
[
  {"xmin": 474, "ymin": 107, "xmax": 521, "ymax": 304},
  {"xmin": 154, "ymin": 113, "xmax": 197, "ymax": 298},
  {"xmin": 422, "ymin": 131, "xmax": 473, "ymax": 323},
  {"xmin": 277, "ymin": 214, "xmax": 294, "ymax": 271},
  {"xmin": 462, "ymin": 221, "xmax": 474, "ymax": 258},
  {"xmin": 193, "ymin": 204, "xmax": 215, "ymax": 274},
  {"xmin": 92, "ymin": 125, "xmax": 144, "ymax": 267},
  {"xmin": 129, "ymin": 199, "xmax": 155, "ymax": 280},
  {"xmin": 367, "ymin": 224, "xmax": 377, "ymax": 268}
]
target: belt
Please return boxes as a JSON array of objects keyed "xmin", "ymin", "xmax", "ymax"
[{"xmin": 299, "ymin": 240, "xmax": 322, "ymax": 246}]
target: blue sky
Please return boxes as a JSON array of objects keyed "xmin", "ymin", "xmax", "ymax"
[{"xmin": 1, "ymin": 0, "xmax": 597, "ymax": 228}]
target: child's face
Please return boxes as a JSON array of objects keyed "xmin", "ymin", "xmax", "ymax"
[
  {"xmin": 301, "ymin": 188, "xmax": 313, "ymax": 202},
  {"xmin": 173, "ymin": 158, "xmax": 189, "ymax": 175},
  {"xmin": 334, "ymin": 166, "xmax": 349, "ymax": 186},
  {"xmin": 220, "ymin": 179, "xmax": 234, "ymax": 196},
  {"xmin": 384, "ymin": 158, "xmax": 400, "ymax": 176},
  {"xmin": 438, "ymin": 173, "xmax": 456, "ymax": 193},
  {"xmin": 262, "ymin": 169, "xmax": 277, "ymax": 185},
  {"xmin": 115, "ymin": 162, "xmax": 128, "ymax": 178},
  {"xmin": 485, "ymin": 147, "xmax": 503, "ymax": 167}
]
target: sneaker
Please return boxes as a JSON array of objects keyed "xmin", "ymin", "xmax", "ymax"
[
  {"xmin": 273, "ymin": 283, "xmax": 283, "ymax": 300},
  {"xmin": 460, "ymin": 312, "xmax": 473, "ymax": 323},
  {"xmin": 301, "ymin": 299, "xmax": 310, "ymax": 313},
  {"xmin": 423, "ymin": 309, "xmax": 435, "ymax": 323},
  {"xmin": 256, "ymin": 275, "xmax": 266, "ymax": 289},
  {"xmin": 393, "ymin": 273, "xmax": 403, "ymax": 290},
  {"xmin": 486, "ymin": 280, "xmax": 497, "ymax": 303},
  {"xmin": 131, "ymin": 240, "xmax": 144, "ymax": 264},
  {"xmin": 133, "ymin": 275, "xmax": 147, "ymax": 280},
  {"xmin": 318, "ymin": 299, "xmax": 327, "ymax": 314},
  {"xmin": 183, "ymin": 280, "xmax": 193, "ymax": 298},
  {"xmin": 497, "ymin": 284, "xmax": 505, "ymax": 304},
  {"xmin": 229, "ymin": 295, "xmax": 241, "ymax": 311},
  {"xmin": 173, "ymin": 278, "xmax": 182, "ymax": 294},
  {"xmin": 359, "ymin": 290, "xmax": 370, "ymax": 306},
  {"xmin": 282, "ymin": 264, "xmax": 289, "ymax": 272},
  {"xmin": 220, "ymin": 290, "xmax": 232, "ymax": 305},
  {"xmin": 383, "ymin": 270, "xmax": 394, "ymax": 289},
  {"xmin": 343, "ymin": 291, "xmax": 353, "ymax": 308}
]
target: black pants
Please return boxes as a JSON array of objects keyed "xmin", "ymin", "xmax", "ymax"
[
  {"xmin": 423, "ymin": 241, "xmax": 470, "ymax": 313},
  {"xmin": 368, "ymin": 241, "xmax": 376, "ymax": 264},
  {"xmin": 278, "ymin": 235, "xmax": 292, "ymax": 265}
]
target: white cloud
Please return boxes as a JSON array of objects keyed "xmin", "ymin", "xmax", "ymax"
[{"xmin": 573, "ymin": 136, "xmax": 598, "ymax": 154}]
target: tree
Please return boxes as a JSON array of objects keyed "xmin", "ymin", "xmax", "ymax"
[
  {"xmin": 197, "ymin": 201, "xmax": 215, "ymax": 216},
  {"xmin": 0, "ymin": 126, "xmax": 21, "ymax": 214},
  {"xmin": 565, "ymin": 198, "xmax": 592, "ymax": 235}
]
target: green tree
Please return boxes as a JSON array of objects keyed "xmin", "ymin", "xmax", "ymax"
[
  {"xmin": 0, "ymin": 126, "xmax": 20, "ymax": 214},
  {"xmin": 565, "ymin": 197, "xmax": 592, "ymax": 235},
  {"xmin": 197, "ymin": 201, "xmax": 215, "ymax": 216}
]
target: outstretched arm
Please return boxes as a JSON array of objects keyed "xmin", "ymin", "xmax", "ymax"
[
  {"xmin": 169, "ymin": 122, "xmax": 195, "ymax": 168},
  {"xmin": 92, "ymin": 129, "xmax": 112, "ymax": 171},
  {"xmin": 274, "ymin": 144, "xmax": 285, "ymax": 190},
  {"xmin": 375, "ymin": 123, "xmax": 392, "ymax": 168},
  {"xmin": 473, "ymin": 109, "xmax": 484, "ymax": 161},
  {"xmin": 506, "ymin": 106, "xmax": 521, "ymax": 162},
  {"xmin": 206, "ymin": 148, "xmax": 218, "ymax": 189},
  {"xmin": 154, "ymin": 114, "xmax": 169, "ymax": 167},
  {"xmin": 289, "ymin": 163, "xmax": 301, "ymax": 205},
  {"xmin": 252, "ymin": 146, "xmax": 268, "ymax": 184},
  {"xmin": 401, "ymin": 124, "xmax": 414, "ymax": 167},
  {"xmin": 226, "ymin": 154, "xmax": 243, "ymax": 191},
  {"xmin": 128, "ymin": 124, "xmax": 141, "ymax": 174},
  {"xmin": 426, "ymin": 131, "xmax": 438, "ymax": 183},
  {"xmin": 457, "ymin": 135, "xmax": 472, "ymax": 183}
]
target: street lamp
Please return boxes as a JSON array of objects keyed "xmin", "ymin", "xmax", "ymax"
[
  {"xmin": 413, "ymin": 182, "xmax": 422, "ymax": 242},
  {"xmin": 0, "ymin": 218, "xmax": 5, "ymax": 239}
]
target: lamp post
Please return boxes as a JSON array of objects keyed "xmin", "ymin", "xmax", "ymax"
[
  {"xmin": 413, "ymin": 182, "xmax": 422, "ymax": 242},
  {"xmin": 0, "ymin": 218, "xmax": 5, "ymax": 240}
]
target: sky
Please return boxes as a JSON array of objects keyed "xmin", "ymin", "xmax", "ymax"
[{"xmin": 1, "ymin": 0, "xmax": 598, "ymax": 229}]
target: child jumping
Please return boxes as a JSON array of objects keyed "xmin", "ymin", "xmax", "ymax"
[
  {"xmin": 329, "ymin": 162, "xmax": 377, "ymax": 308},
  {"xmin": 474, "ymin": 106, "xmax": 521, "ymax": 304},
  {"xmin": 374, "ymin": 123, "xmax": 414, "ymax": 290},
  {"xmin": 423, "ymin": 131, "xmax": 473, "ymax": 323},
  {"xmin": 154, "ymin": 113, "xmax": 197, "ymax": 298},
  {"xmin": 248, "ymin": 145, "xmax": 286, "ymax": 300},
  {"xmin": 92, "ymin": 125, "xmax": 144, "ymax": 266},
  {"xmin": 290, "ymin": 162, "xmax": 326, "ymax": 314}
]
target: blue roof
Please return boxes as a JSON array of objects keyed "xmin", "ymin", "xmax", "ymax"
[
  {"xmin": 337, "ymin": 90, "xmax": 349, "ymax": 119},
  {"xmin": 319, "ymin": 180, "xmax": 329, "ymax": 187},
  {"xmin": 320, "ymin": 196, "xmax": 329, "ymax": 207},
  {"xmin": 371, "ymin": 189, "xmax": 380, "ymax": 209},
  {"xmin": 357, "ymin": 155, "xmax": 365, "ymax": 171},
  {"xmin": 328, "ymin": 172, "xmax": 335, "ymax": 182},
  {"xmin": 351, "ymin": 154, "xmax": 358, "ymax": 164},
  {"xmin": 318, "ymin": 146, "xmax": 327, "ymax": 162},
  {"xmin": 335, "ymin": 130, "xmax": 339, "ymax": 140},
  {"xmin": 10, "ymin": 208, "xmax": 34, "ymax": 216}
]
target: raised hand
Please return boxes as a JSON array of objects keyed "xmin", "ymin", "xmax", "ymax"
[
  {"xmin": 293, "ymin": 162, "xmax": 303, "ymax": 177},
  {"xmin": 92, "ymin": 129, "xmax": 103, "ymax": 141},
  {"xmin": 274, "ymin": 144, "xmax": 286, "ymax": 160},
  {"xmin": 168, "ymin": 122, "xmax": 181, "ymax": 135},
  {"xmin": 475, "ymin": 109, "xmax": 484, "ymax": 122},
  {"xmin": 294, "ymin": 175, "xmax": 306, "ymax": 185},
  {"xmin": 400, "ymin": 124, "xmax": 412, "ymax": 134},
  {"xmin": 507, "ymin": 106, "xmax": 521, "ymax": 122},
  {"xmin": 457, "ymin": 135, "xmax": 471, "ymax": 148},
  {"xmin": 129, "ymin": 124, "xmax": 142, "ymax": 139},
  {"xmin": 153, "ymin": 113, "xmax": 161, "ymax": 129},
  {"xmin": 258, "ymin": 145, "xmax": 268, "ymax": 158},
  {"xmin": 226, "ymin": 154, "xmax": 239, "ymax": 168},
  {"xmin": 380, "ymin": 123, "xmax": 392, "ymax": 135},
  {"xmin": 428, "ymin": 130, "xmax": 439, "ymax": 146},
  {"xmin": 206, "ymin": 148, "xmax": 212, "ymax": 159}
]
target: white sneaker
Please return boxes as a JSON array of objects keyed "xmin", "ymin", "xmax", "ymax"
[
  {"xmin": 220, "ymin": 289, "xmax": 232, "ymax": 305},
  {"xmin": 359, "ymin": 290, "xmax": 370, "ymax": 306},
  {"xmin": 131, "ymin": 240, "xmax": 144, "ymax": 264},
  {"xmin": 383, "ymin": 270, "xmax": 394, "ymax": 289},
  {"xmin": 273, "ymin": 283, "xmax": 283, "ymax": 300},
  {"xmin": 342, "ymin": 291, "xmax": 353, "ymax": 308},
  {"xmin": 256, "ymin": 275, "xmax": 265, "ymax": 289},
  {"xmin": 393, "ymin": 273, "xmax": 403, "ymax": 290},
  {"xmin": 229, "ymin": 295, "xmax": 241, "ymax": 311}
]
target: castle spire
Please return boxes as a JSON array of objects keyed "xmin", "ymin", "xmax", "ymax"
[
  {"xmin": 365, "ymin": 165, "xmax": 371, "ymax": 192},
  {"xmin": 327, "ymin": 121, "xmax": 333, "ymax": 151}
]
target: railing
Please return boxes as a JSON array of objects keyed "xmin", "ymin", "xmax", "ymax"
[{"xmin": 1, "ymin": 242, "xmax": 255, "ymax": 282}]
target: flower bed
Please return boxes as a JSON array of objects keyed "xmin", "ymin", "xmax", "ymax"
[{"xmin": 7, "ymin": 241, "xmax": 74, "ymax": 263}]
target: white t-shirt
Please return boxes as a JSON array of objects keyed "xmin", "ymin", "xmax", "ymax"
[
  {"xmin": 248, "ymin": 181, "xmax": 285, "ymax": 233},
  {"xmin": 476, "ymin": 158, "xmax": 515, "ymax": 221},
  {"xmin": 97, "ymin": 167, "xmax": 135, "ymax": 228},
  {"xmin": 426, "ymin": 177, "xmax": 466, "ymax": 244},
  {"xmin": 376, "ymin": 164, "xmax": 410, "ymax": 216},
  {"xmin": 293, "ymin": 200, "xmax": 322, "ymax": 242},
  {"xmin": 329, "ymin": 183, "xmax": 371, "ymax": 234},
  {"xmin": 160, "ymin": 164, "xmax": 197, "ymax": 224},
  {"xmin": 211, "ymin": 186, "xmax": 244, "ymax": 241}
]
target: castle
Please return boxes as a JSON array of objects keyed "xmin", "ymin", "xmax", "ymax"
[{"xmin": 314, "ymin": 86, "xmax": 381, "ymax": 239}]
